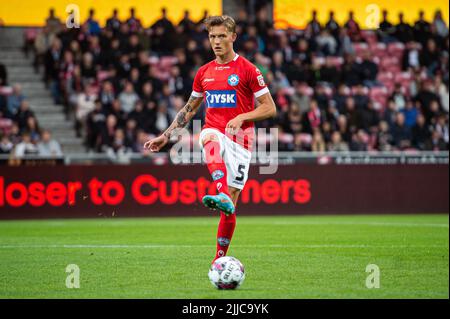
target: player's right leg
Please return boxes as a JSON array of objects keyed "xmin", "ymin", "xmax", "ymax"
[
  {"xmin": 213, "ymin": 186, "xmax": 241, "ymax": 262},
  {"xmin": 200, "ymin": 130, "xmax": 235, "ymax": 215}
]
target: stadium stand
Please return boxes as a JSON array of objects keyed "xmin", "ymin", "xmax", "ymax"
[{"xmin": 0, "ymin": 7, "xmax": 448, "ymax": 156}]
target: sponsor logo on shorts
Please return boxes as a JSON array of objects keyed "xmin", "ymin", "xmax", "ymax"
[
  {"xmin": 227, "ymin": 74, "xmax": 239, "ymax": 86},
  {"xmin": 218, "ymin": 237, "xmax": 231, "ymax": 247},
  {"xmin": 212, "ymin": 170, "xmax": 224, "ymax": 181}
]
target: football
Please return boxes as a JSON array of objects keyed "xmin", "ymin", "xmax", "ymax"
[{"xmin": 208, "ymin": 256, "xmax": 245, "ymax": 290}]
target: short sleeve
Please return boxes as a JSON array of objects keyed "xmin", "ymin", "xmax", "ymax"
[
  {"xmin": 248, "ymin": 66, "xmax": 269, "ymax": 98},
  {"xmin": 192, "ymin": 68, "xmax": 204, "ymax": 97}
]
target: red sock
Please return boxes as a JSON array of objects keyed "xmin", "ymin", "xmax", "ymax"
[
  {"xmin": 203, "ymin": 140, "xmax": 230, "ymax": 197},
  {"xmin": 214, "ymin": 211, "xmax": 236, "ymax": 261}
]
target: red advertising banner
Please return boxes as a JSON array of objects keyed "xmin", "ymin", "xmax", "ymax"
[{"xmin": 0, "ymin": 164, "xmax": 448, "ymax": 219}]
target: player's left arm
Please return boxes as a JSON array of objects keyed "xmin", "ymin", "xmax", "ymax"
[{"xmin": 226, "ymin": 92, "xmax": 277, "ymax": 134}]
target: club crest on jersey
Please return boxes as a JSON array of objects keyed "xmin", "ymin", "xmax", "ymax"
[
  {"xmin": 227, "ymin": 74, "xmax": 239, "ymax": 86},
  {"xmin": 205, "ymin": 90, "xmax": 237, "ymax": 108}
]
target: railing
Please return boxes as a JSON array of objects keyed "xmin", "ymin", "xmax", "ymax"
[{"xmin": 0, "ymin": 151, "xmax": 448, "ymax": 166}]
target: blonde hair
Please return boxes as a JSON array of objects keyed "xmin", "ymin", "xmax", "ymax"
[{"xmin": 204, "ymin": 15, "xmax": 236, "ymax": 33}]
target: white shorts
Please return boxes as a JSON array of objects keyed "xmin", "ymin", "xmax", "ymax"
[{"xmin": 199, "ymin": 128, "xmax": 252, "ymax": 190}]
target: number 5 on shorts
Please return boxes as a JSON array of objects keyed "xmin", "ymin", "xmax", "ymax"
[{"xmin": 235, "ymin": 164, "xmax": 246, "ymax": 182}]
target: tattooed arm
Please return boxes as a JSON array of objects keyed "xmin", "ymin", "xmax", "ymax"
[{"xmin": 144, "ymin": 94, "xmax": 203, "ymax": 152}]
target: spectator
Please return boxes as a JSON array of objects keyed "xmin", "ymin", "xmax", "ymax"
[
  {"xmin": 75, "ymin": 86, "xmax": 97, "ymax": 137},
  {"xmin": 401, "ymin": 100, "xmax": 419, "ymax": 128},
  {"xmin": 415, "ymin": 81, "xmax": 441, "ymax": 123},
  {"xmin": 325, "ymin": 11, "xmax": 340, "ymax": 39},
  {"xmin": 429, "ymin": 130, "xmax": 447, "ymax": 150},
  {"xmin": 353, "ymin": 85, "xmax": 370, "ymax": 109},
  {"xmin": 328, "ymin": 131, "xmax": 349, "ymax": 152},
  {"xmin": 337, "ymin": 27, "xmax": 354, "ymax": 56},
  {"xmin": 341, "ymin": 54, "xmax": 361, "ymax": 86},
  {"xmin": 433, "ymin": 10, "xmax": 449, "ymax": 39},
  {"xmin": 13, "ymin": 133, "xmax": 38, "ymax": 157},
  {"xmin": 45, "ymin": 8, "xmax": 62, "ymax": 36},
  {"xmin": 85, "ymin": 9, "xmax": 101, "ymax": 35},
  {"xmin": 99, "ymin": 81, "xmax": 115, "ymax": 108},
  {"xmin": 304, "ymin": 99, "xmax": 322, "ymax": 134},
  {"xmin": 14, "ymin": 100, "xmax": 34, "ymax": 130},
  {"xmin": 99, "ymin": 114, "xmax": 118, "ymax": 151},
  {"xmin": 390, "ymin": 83, "xmax": 407, "ymax": 111},
  {"xmin": 376, "ymin": 121, "xmax": 394, "ymax": 151},
  {"xmin": 414, "ymin": 10, "xmax": 432, "ymax": 46},
  {"xmin": 151, "ymin": 7, "xmax": 175, "ymax": 53},
  {"xmin": 254, "ymin": 7, "xmax": 272, "ymax": 42},
  {"xmin": 179, "ymin": 10, "xmax": 195, "ymax": 34},
  {"xmin": 391, "ymin": 112, "xmax": 412, "ymax": 149},
  {"xmin": 337, "ymin": 114, "xmax": 352, "ymax": 143},
  {"xmin": 109, "ymin": 128, "xmax": 131, "ymax": 154},
  {"xmin": 359, "ymin": 100, "xmax": 380, "ymax": 132},
  {"xmin": 403, "ymin": 42, "xmax": 421, "ymax": 71},
  {"xmin": 37, "ymin": 130, "xmax": 63, "ymax": 156},
  {"xmin": 378, "ymin": 10, "xmax": 396, "ymax": 43},
  {"xmin": 332, "ymin": 84, "xmax": 349, "ymax": 113},
  {"xmin": 0, "ymin": 135, "xmax": 13, "ymax": 154},
  {"xmin": 349, "ymin": 129, "xmax": 368, "ymax": 151},
  {"xmin": 344, "ymin": 11, "xmax": 362, "ymax": 42},
  {"xmin": 7, "ymin": 84, "xmax": 25, "ymax": 117},
  {"xmin": 306, "ymin": 10, "xmax": 321, "ymax": 38},
  {"xmin": 85, "ymin": 99, "xmax": 106, "ymax": 151},
  {"xmin": 411, "ymin": 113, "xmax": 431, "ymax": 150},
  {"xmin": 126, "ymin": 7, "xmax": 142, "ymax": 32},
  {"xmin": 108, "ymin": 99, "xmax": 127, "ymax": 128},
  {"xmin": 434, "ymin": 113, "xmax": 449, "ymax": 147},
  {"xmin": 395, "ymin": 13, "xmax": 413, "ymax": 43},
  {"xmin": 311, "ymin": 130, "xmax": 326, "ymax": 152},
  {"xmin": 316, "ymin": 30, "xmax": 338, "ymax": 56},
  {"xmin": 106, "ymin": 9, "xmax": 121, "ymax": 33},
  {"xmin": 44, "ymin": 38, "xmax": 62, "ymax": 103},
  {"xmin": 33, "ymin": 27, "xmax": 55, "ymax": 73},
  {"xmin": 24, "ymin": 116, "xmax": 41, "ymax": 143},
  {"xmin": 118, "ymin": 82, "xmax": 139, "ymax": 114},
  {"xmin": 420, "ymin": 38, "xmax": 440, "ymax": 76},
  {"xmin": 359, "ymin": 51, "xmax": 378, "ymax": 86}
]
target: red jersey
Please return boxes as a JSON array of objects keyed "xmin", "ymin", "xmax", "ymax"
[{"xmin": 192, "ymin": 54, "xmax": 269, "ymax": 151}]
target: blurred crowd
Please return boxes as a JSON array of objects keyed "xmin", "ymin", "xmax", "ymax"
[
  {"xmin": 0, "ymin": 84, "xmax": 63, "ymax": 157},
  {"xmin": 1, "ymin": 6, "xmax": 449, "ymax": 156}
]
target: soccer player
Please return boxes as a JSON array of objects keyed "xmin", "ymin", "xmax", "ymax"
[{"xmin": 144, "ymin": 15, "xmax": 276, "ymax": 262}]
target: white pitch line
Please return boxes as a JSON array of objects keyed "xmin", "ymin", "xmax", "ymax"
[
  {"xmin": 0, "ymin": 244, "xmax": 447, "ymax": 249},
  {"xmin": 272, "ymin": 222, "xmax": 449, "ymax": 228}
]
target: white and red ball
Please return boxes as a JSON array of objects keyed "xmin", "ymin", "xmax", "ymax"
[{"xmin": 208, "ymin": 256, "xmax": 245, "ymax": 289}]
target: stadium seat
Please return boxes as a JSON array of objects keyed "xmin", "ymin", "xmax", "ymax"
[
  {"xmin": 351, "ymin": 86, "xmax": 369, "ymax": 95},
  {"xmin": 97, "ymin": 71, "xmax": 110, "ymax": 82},
  {"xmin": 371, "ymin": 43, "xmax": 387, "ymax": 58},
  {"xmin": 387, "ymin": 42, "xmax": 405, "ymax": 59},
  {"xmin": 369, "ymin": 86, "xmax": 389, "ymax": 110},
  {"xmin": 327, "ymin": 56, "xmax": 344, "ymax": 68},
  {"xmin": 361, "ymin": 30, "xmax": 378, "ymax": 44},
  {"xmin": 353, "ymin": 43, "xmax": 369, "ymax": 57},
  {"xmin": 377, "ymin": 71, "xmax": 394, "ymax": 83}
]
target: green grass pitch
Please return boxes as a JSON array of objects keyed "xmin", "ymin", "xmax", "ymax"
[{"xmin": 0, "ymin": 214, "xmax": 448, "ymax": 298}]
